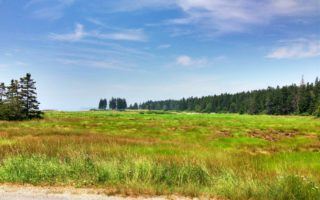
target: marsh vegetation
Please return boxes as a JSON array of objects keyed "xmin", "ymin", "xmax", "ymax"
[{"xmin": 0, "ymin": 111, "xmax": 319, "ymax": 199}]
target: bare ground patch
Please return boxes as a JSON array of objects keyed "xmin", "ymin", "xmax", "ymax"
[{"xmin": 247, "ymin": 129, "xmax": 300, "ymax": 141}]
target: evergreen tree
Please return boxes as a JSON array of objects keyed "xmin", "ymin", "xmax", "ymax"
[
  {"xmin": 139, "ymin": 77, "xmax": 320, "ymax": 116},
  {"xmin": 0, "ymin": 83, "xmax": 5, "ymax": 105},
  {"xmin": 133, "ymin": 103, "xmax": 139, "ymax": 110},
  {"xmin": 98, "ymin": 99, "xmax": 107, "ymax": 110},
  {"xmin": 5, "ymin": 80, "xmax": 24, "ymax": 120},
  {"xmin": 98, "ymin": 99, "xmax": 103, "ymax": 110},
  {"xmin": 19, "ymin": 73, "xmax": 42, "ymax": 119},
  {"xmin": 116, "ymin": 98, "xmax": 127, "ymax": 110},
  {"xmin": 109, "ymin": 97, "xmax": 117, "ymax": 110}
]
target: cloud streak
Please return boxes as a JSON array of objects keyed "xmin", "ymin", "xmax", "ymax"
[
  {"xmin": 267, "ymin": 38, "xmax": 320, "ymax": 59},
  {"xmin": 25, "ymin": 0, "xmax": 75, "ymax": 20},
  {"xmin": 56, "ymin": 58, "xmax": 134, "ymax": 71},
  {"xmin": 49, "ymin": 23, "xmax": 85, "ymax": 41},
  {"xmin": 176, "ymin": 55, "xmax": 208, "ymax": 67},
  {"xmin": 173, "ymin": 0, "xmax": 319, "ymax": 34},
  {"xmin": 50, "ymin": 24, "xmax": 147, "ymax": 42},
  {"xmin": 107, "ymin": 0, "xmax": 320, "ymax": 34}
]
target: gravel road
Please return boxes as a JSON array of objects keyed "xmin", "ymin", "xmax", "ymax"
[{"xmin": 0, "ymin": 185, "xmax": 200, "ymax": 200}]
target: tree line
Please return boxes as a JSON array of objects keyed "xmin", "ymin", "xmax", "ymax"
[
  {"xmin": 0, "ymin": 73, "xmax": 42, "ymax": 120},
  {"xmin": 98, "ymin": 97, "xmax": 127, "ymax": 110},
  {"xmin": 138, "ymin": 77, "xmax": 320, "ymax": 117}
]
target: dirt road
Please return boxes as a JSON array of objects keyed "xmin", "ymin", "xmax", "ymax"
[{"xmin": 0, "ymin": 185, "xmax": 199, "ymax": 200}]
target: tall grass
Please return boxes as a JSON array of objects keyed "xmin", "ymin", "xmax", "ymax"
[
  {"xmin": 0, "ymin": 111, "xmax": 320, "ymax": 199},
  {"xmin": 0, "ymin": 155, "xmax": 319, "ymax": 199}
]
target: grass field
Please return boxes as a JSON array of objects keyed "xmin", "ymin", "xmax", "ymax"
[{"xmin": 0, "ymin": 111, "xmax": 320, "ymax": 199}]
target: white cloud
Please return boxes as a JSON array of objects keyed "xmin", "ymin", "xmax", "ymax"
[
  {"xmin": 108, "ymin": 0, "xmax": 319, "ymax": 34},
  {"xmin": 50, "ymin": 24, "xmax": 147, "ymax": 42},
  {"xmin": 25, "ymin": 0, "xmax": 75, "ymax": 20},
  {"xmin": 49, "ymin": 23, "xmax": 85, "ymax": 41},
  {"xmin": 56, "ymin": 58, "xmax": 134, "ymax": 71},
  {"xmin": 267, "ymin": 38, "xmax": 320, "ymax": 59},
  {"xmin": 92, "ymin": 29, "xmax": 147, "ymax": 42},
  {"xmin": 176, "ymin": 55, "xmax": 191, "ymax": 66},
  {"xmin": 86, "ymin": 18, "xmax": 105, "ymax": 27},
  {"xmin": 172, "ymin": 0, "xmax": 319, "ymax": 34},
  {"xmin": 157, "ymin": 44, "xmax": 171, "ymax": 49},
  {"xmin": 176, "ymin": 55, "xmax": 208, "ymax": 67},
  {"xmin": 0, "ymin": 61, "xmax": 28, "ymax": 68}
]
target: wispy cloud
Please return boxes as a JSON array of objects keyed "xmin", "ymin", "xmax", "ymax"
[
  {"xmin": 267, "ymin": 38, "xmax": 320, "ymax": 59},
  {"xmin": 50, "ymin": 23, "xmax": 147, "ymax": 42},
  {"xmin": 107, "ymin": 0, "xmax": 319, "ymax": 34},
  {"xmin": 25, "ymin": 0, "xmax": 75, "ymax": 20},
  {"xmin": 176, "ymin": 55, "xmax": 208, "ymax": 67},
  {"xmin": 172, "ymin": 0, "xmax": 319, "ymax": 34},
  {"xmin": 92, "ymin": 29, "xmax": 147, "ymax": 42},
  {"xmin": 49, "ymin": 23, "xmax": 85, "ymax": 41},
  {"xmin": 56, "ymin": 58, "xmax": 134, "ymax": 71},
  {"xmin": 86, "ymin": 18, "xmax": 105, "ymax": 27},
  {"xmin": 0, "ymin": 61, "xmax": 28, "ymax": 68},
  {"xmin": 157, "ymin": 44, "xmax": 171, "ymax": 49}
]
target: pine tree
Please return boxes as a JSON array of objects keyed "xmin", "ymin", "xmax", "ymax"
[
  {"xmin": 98, "ymin": 99, "xmax": 103, "ymax": 110},
  {"xmin": 133, "ymin": 103, "xmax": 138, "ymax": 110},
  {"xmin": 0, "ymin": 82, "xmax": 5, "ymax": 103},
  {"xmin": 19, "ymin": 73, "xmax": 42, "ymax": 119},
  {"xmin": 5, "ymin": 80, "xmax": 24, "ymax": 120},
  {"xmin": 102, "ymin": 99, "xmax": 107, "ymax": 110},
  {"xmin": 98, "ymin": 99, "xmax": 107, "ymax": 110},
  {"xmin": 109, "ymin": 98, "xmax": 117, "ymax": 110},
  {"xmin": 0, "ymin": 82, "xmax": 7, "ymax": 119}
]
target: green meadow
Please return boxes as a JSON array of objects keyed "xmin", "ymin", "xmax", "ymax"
[{"xmin": 0, "ymin": 111, "xmax": 320, "ymax": 199}]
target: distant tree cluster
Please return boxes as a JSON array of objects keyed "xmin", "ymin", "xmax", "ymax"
[
  {"xmin": 0, "ymin": 73, "xmax": 42, "ymax": 120},
  {"xmin": 98, "ymin": 99, "xmax": 107, "ymax": 110},
  {"xmin": 128, "ymin": 103, "xmax": 139, "ymax": 110},
  {"xmin": 139, "ymin": 77, "xmax": 320, "ymax": 116},
  {"xmin": 98, "ymin": 97, "xmax": 127, "ymax": 110}
]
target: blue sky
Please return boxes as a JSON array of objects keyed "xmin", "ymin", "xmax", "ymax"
[{"xmin": 0, "ymin": 0, "xmax": 319, "ymax": 110}]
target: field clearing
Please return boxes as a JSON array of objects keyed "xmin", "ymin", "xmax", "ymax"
[{"xmin": 0, "ymin": 111, "xmax": 320, "ymax": 199}]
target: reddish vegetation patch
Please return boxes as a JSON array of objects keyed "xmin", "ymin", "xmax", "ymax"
[
  {"xmin": 248, "ymin": 129, "xmax": 300, "ymax": 141},
  {"xmin": 303, "ymin": 142, "xmax": 320, "ymax": 152},
  {"xmin": 14, "ymin": 133, "xmax": 162, "ymax": 146},
  {"xmin": 209, "ymin": 129, "xmax": 232, "ymax": 140},
  {"xmin": 0, "ymin": 131, "xmax": 9, "ymax": 138}
]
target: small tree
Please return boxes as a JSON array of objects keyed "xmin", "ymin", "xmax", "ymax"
[{"xmin": 19, "ymin": 73, "xmax": 42, "ymax": 119}]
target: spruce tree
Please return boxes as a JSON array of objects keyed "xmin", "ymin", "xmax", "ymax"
[
  {"xmin": 102, "ymin": 99, "xmax": 107, "ymax": 110},
  {"xmin": 0, "ymin": 82, "xmax": 7, "ymax": 119},
  {"xmin": 5, "ymin": 80, "xmax": 23, "ymax": 120},
  {"xmin": 133, "ymin": 103, "xmax": 138, "ymax": 110},
  {"xmin": 98, "ymin": 99, "xmax": 101, "ymax": 109},
  {"xmin": 0, "ymin": 83, "xmax": 5, "ymax": 103},
  {"xmin": 109, "ymin": 98, "xmax": 117, "ymax": 110},
  {"xmin": 19, "ymin": 73, "xmax": 42, "ymax": 119}
]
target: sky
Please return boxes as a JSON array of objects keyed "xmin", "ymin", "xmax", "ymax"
[{"xmin": 0, "ymin": 0, "xmax": 319, "ymax": 110}]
